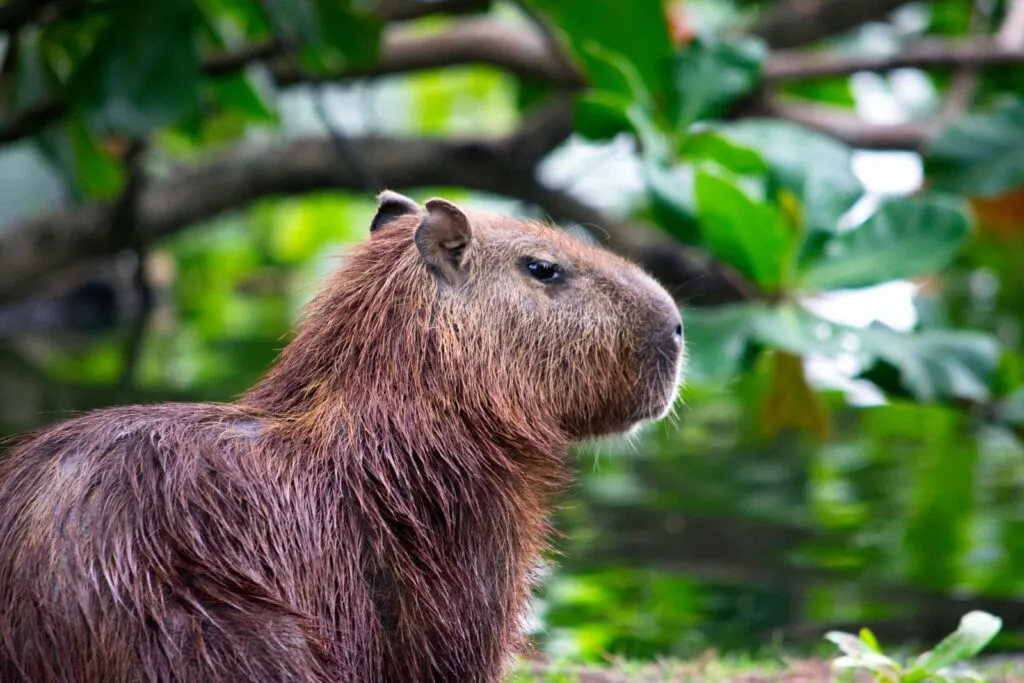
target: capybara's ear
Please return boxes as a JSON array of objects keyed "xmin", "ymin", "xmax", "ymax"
[
  {"xmin": 415, "ymin": 198, "xmax": 473, "ymax": 285},
  {"xmin": 371, "ymin": 190, "xmax": 421, "ymax": 233}
]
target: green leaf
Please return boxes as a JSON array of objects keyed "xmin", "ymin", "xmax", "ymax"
[
  {"xmin": 210, "ymin": 72, "xmax": 277, "ymax": 122},
  {"xmin": 526, "ymin": 0, "xmax": 672, "ymax": 99},
  {"xmin": 573, "ymin": 91, "xmax": 634, "ymax": 141},
  {"xmin": 33, "ymin": 111, "xmax": 124, "ymax": 201},
  {"xmin": 797, "ymin": 193, "xmax": 973, "ymax": 291},
  {"xmin": 692, "ymin": 304, "xmax": 997, "ymax": 404},
  {"xmin": 5, "ymin": 30, "xmax": 125, "ymax": 201},
  {"xmin": 716, "ymin": 118, "xmax": 864, "ymax": 234},
  {"xmin": 694, "ymin": 169, "xmax": 796, "ymax": 291},
  {"xmin": 925, "ymin": 98, "xmax": 1024, "ymax": 197},
  {"xmin": 997, "ymin": 387, "xmax": 1024, "ymax": 425},
  {"xmin": 585, "ymin": 43, "xmax": 655, "ymax": 115},
  {"xmin": 907, "ymin": 611, "xmax": 1002, "ymax": 675},
  {"xmin": 748, "ymin": 304, "xmax": 872, "ymax": 363},
  {"xmin": 259, "ymin": 0, "xmax": 320, "ymax": 44},
  {"xmin": 67, "ymin": 0, "xmax": 202, "ymax": 137},
  {"xmin": 644, "ymin": 161, "xmax": 700, "ymax": 244},
  {"xmin": 680, "ymin": 304, "xmax": 760, "ymax": 383},
  {"xmin": 194, "ymin": 0, "xmax": 270, "ymax": 39},
  {"xmin": 858, "ymin": 628, "xmax": 882, "ymax": 653},
  {"xmin": 827, "ymin": 631, "xmax": 903, "ymax": 682},
  {"xmin": 860, "ymin": 325, "xmax": 999, "ymax": 402},
  {"xmin": 620, "ymin": 99, "xmax": 703, "ymax": 243},
  {"xmin": 64, "ymin": 115, "xmax": 125, "ymax": 199},
  {"xmin": 780, "ymin": 77, "xmax": 856, "ymax": 107},
  {"xmin": 666, "ymin": 35, "xmax": 766, "ymax": 130},
  {"xmin": 12, "ymin": 28, "xmax": 58, "ymax": 108},
  {"xmin": 680, "ymin": 130, "xmax": 767, "ymax": 176},
  {"xmin": 831, "ymin": 654, "xmax": 902, "ymax": 683},
  {"xmin": 825, "ymin": 631, "xmax": 887, "ymax": 659},
  {"xmin": 310, "ymin": 0, "xmax": 383, "ymax": 68}
]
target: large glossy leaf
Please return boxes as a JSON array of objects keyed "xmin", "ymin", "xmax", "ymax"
[
  {"xmin": 526, "ymin": 0, "xmax": 673, "ymax": 99},
  {"xmin": 798, "ymin": 193, "xmax": 973, "ymax": 292},
  {"xmin": 925, "ymin": 98, "xmax": 1024, "ymax": 197},
  {"xmin": 716, "ymin": 118, "xmax": 864, "ymax": 234},
  {"xmin": 684, "ymin": 302, "xmax": 877, "ymax": 385},
  {"xmin": 860, "ymin": 324, "xmax": 999, "ymax": 402},
  {"xmin": 666, "ymin": 36, "xmax": 766, "ymax": 130},
  {"xmin": 621, "ymin": 101, "xmax": 704, "ymax": 243},
  {"xmin": 694, "ymin": 170, "xmax": 796, "ymax": 291},
  {"xmin": 748, "ymin": 303, "xmax": 872, "ymax": 363},
  {"xmin": 68, "ymin": 0, "xmax": 202, "ymax": 138},
  {"xmin": 679, "ymin": 304, "xmax": 760, "ymax": 383}
]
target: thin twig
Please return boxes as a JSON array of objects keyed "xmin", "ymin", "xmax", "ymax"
[
  {"xmin": 936, "ymin": 0, "xmax": 990, "ymax": 128},
  {"xmin": 934, "ymin": 0, "xmax": 1024, "ymax": 131},
  {"xmin": 111, "ymin": 140, "xmax": 152, "ymax": 394},
  {"xmin": 506, "ymin": 0, "xmax": 580, "ymax": 86},
  {"xmin": 256, "ymin": 0, "xmax": 383, "ymax": 193}
]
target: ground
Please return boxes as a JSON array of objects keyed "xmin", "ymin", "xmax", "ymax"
[{"xmin": 508, "ymin": 655, "xmax": 1024, "ymax": 682}]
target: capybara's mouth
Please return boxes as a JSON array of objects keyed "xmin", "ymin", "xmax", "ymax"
[{"xmin": 644, "ymin": 344, "xmax": 686, "ymax": 424}]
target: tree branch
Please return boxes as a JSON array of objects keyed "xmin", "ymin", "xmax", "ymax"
[
  {"xmin": 0, "ymin": 98, "xmax": 68, "ymax": 145},
  {"xmin": 0, "ymin": 95, "xmax": 748, "ymax": 307},
  {"xmin": 8, "ymin": 10, "xmax": 1024, "ymax": 152},
  {"xmin": 0, "ymin": 99, "xmax": 572, "ymax": 303},
  {"xmin": 756, "ymin": 95, "xmax": 930, "ymax": 150},
  {"xmin": 1, "ymin": 18, "xmax": 583, "ymax": 147},
  {"xmin": 751, "ymin": 0, "xmax": 918, "ymax": 49},
  {"xmin": 760, "ymin": 1, "xmax": 1024, "ymax": 149},
  {"xmin": 272, "ymin": 17, "xmax": 583, "ymax": 87},
  {"xmin": 764, "ymin": 39, "xmax": 1024, "ymax": 82},
  {"xmin": 370, "ymin": 0, "xmax": 492, "ymax": 22}
]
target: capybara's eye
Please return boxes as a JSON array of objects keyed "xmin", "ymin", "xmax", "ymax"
[{"xmin": 522, "ymin": 259, "xmax": 562, "ymax": 283}]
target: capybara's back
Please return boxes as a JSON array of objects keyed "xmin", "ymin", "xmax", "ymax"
[
  {"xmin": 0, "ymin": 192, "xmax": 685, "ymax": 682},
  {"xmin": 0, "ymin": 404, "xmax": 353, "ymax": 683}
]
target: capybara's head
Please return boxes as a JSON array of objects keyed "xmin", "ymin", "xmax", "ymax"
[{"xmin": 353, "ymin": 191, "xmax": 686, "ymax": 440}]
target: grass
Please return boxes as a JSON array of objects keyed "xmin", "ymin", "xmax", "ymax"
[
  {"xmin": 510, "ymin": 610, "xmax": 1019, "ymax": 682},
  {"xmin": 510, "ymin": 656, "xmax": 1024, "ymax": 682}
]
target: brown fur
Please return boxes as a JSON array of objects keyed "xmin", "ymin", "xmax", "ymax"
[{"xmin": 0, "ymin": 193, "xmax": 685, "ymax": 682}]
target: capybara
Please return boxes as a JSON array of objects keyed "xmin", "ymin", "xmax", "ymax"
[{"xmin": 0, "ymin": 191, "xmax": 685, "ymax": 682}]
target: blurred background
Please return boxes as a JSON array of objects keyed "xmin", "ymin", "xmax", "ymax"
[{"xmin": 3, "ymin": 0, "xmax": 1024, "ymax": 672}]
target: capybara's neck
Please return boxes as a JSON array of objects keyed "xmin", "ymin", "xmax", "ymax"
[
  {"xmin": 240, "ymin": 226, "xmax": 567, "ymax": 456},
  {"xmin": 235, "ymin": 231, "xmax": 572, "ymax": 678},
  {"xmin": 238, "ymin": 224, "xmax": 572, "ymax": 544}
]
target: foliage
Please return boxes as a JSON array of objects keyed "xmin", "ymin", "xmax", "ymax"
[
  {"xmin": 827, "ymin": 611, "xmax": 1003, "ymax": 682},
  {"xmin": 4, "ymin": 0, "xmax": 1024, "ymax": 671}
]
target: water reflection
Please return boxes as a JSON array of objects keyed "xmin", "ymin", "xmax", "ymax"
[{"xmin": 533, "ymin": 398, "xmax": 1024, "ymax": 662}]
